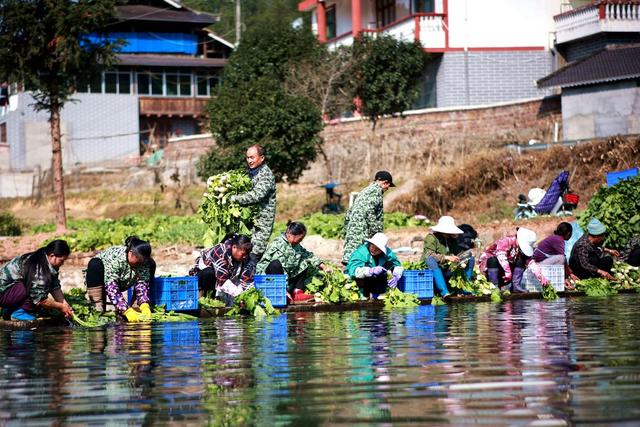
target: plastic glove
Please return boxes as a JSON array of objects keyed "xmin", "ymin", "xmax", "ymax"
[
  {"xmin": 387, "ymin": 275, "xmax": 399, "ymax": 288},
  {"xmin": 139, "ymin": 303, "xmax": 152, "ymax": 318},
  {"xmin": 367, "ymin": 266, "xmax": 386, "ymax": 277},
  {"xmin": 220, "ymin": 279, "xmax": 243, "ymax": 297},
  {"xmin": 124, "ymin": 307, "xmax": 142, "ymax": 323}
]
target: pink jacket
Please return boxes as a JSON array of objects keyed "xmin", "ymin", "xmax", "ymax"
[{"xmin": 479, "ymin": 235, "xmax": 547, "ymax": 284}]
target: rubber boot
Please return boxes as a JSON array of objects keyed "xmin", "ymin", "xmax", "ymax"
[
  {"xmin": 87, "ymin": 287, "xmax": 105, "ymax": 312},
  {"xmin": 425, "ymin": 257, "xmax": 450, "ymax": 297},
  {"xmin": 510, "ymin": 267, "xmax": 527, "ymax": 293}
]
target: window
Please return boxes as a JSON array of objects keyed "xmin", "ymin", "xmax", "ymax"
[
  {"xmin": 137, "ymin": 73, "xmax": 150, "ymax": 95},
  {"xmin": 105, "ymin": 72, "xmax": 118, "ymax": 93},
  {"xmin": 196, "ymin": 73, "xmax": 220, "ymax": 97},
  {"xmin": 0, "ymin": 123, "xmax": 6, "ymax": 144},
  {"xmin": 326, "ymin": 6, "xmax": 337, "ymax": 39},
  {"xmin": 137, "ymin": 70, "xmax": 194, "ymax": 96},
  {"xmin": 414, "ymin": 0, "xmax": 434, "ymax": 13},
  {"xmin": 376, "ymin": 0, "xmax": 396, "ymax": 27}
]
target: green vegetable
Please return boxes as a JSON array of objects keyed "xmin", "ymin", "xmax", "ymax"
[
  {"xmin": 431, "ymin": 295, "xmax": 446, "ymax": 306},
  {"xmin": 578, "ymin": 175, "xmax": 640, "ymax": 248},
  {"xmin": 306, "ymin": 264, "xmax": 361, "ymax": 304},
  {"xmin": 612, "ymin": 261, "xmax": 640, "ymax": 291},
  {"xmin": 226, "ymin": 288, "xmax": 280, "ymax": 317},
  {"xmin": 199, "ymin": 294, "xmax": 227, "ymax": 309},
  {"xmin": 576, "ymin": 278, "xmax": 618, "ymax": 297},
  {"xmin": 401, "ymin": 260, "xmax": 426, "ymax": 270},
  {"xmin": 199, "ymin": 170, "xmax": 258, "ymax": 247},
  {"xmin": 448, "ymin": 266, "xmax": 497, "ymax": 296},
  {"xmin": 151, "ymin": 305, "xmax": 198, "ymax": 322},
  {"xmin": 490, "ymin": 290, "xmax": 502, "ymax": 303},
  {"xmin": 65, "ymin": 289, "xmax": 117, "ymax": 328},
  {"xmin": 39, "ymin": 215, "xmax": 207, "ymax": 252},
  {"xmin": 383, "ymin": 287, "xmax": 419, "ymax": 309},
  {"xmin": 542, "ymin": 284, "xmax": 558, "ymax": 301}
]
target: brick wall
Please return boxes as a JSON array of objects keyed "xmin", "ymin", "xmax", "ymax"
[
  {"xmin": 299, "ymin": 96, "xmax": 562, "ymax": 184},
  {"xmin": 436, "ymin": 51, "xmax": 554, "ymax": 108}
]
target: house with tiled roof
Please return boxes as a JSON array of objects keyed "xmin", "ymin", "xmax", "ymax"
[
  {"xmin": 538, "ymin": 1, "xmax": 640, "ymax": 140},
  {"xmin": 0, "ymin": 0, "xmax": 231, "ymax": 173}
]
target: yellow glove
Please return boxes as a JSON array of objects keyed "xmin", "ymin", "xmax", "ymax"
[
  {"xmin": 139, "ymin": 303, "xmax": 152, "ymax": 318},
  {"xmin": 124, "ymin": 307, "xmax": 142, "ymax": 323}
]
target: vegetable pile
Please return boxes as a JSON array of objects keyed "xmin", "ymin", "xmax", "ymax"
[
  {"xmin": 38, "ymin": 215, "xmax": 207, "ymax": 252},
  {"xmin": 578, "ymin": 175, "xmax": 640, "ymax": 248},
  {"xmin": 575, "ymin": 278, "xmax": 618, "ymax": 297},
  {"xmin": 542, "ymin": 284, "xmax": 558, "ymax": 301},
  {"xmin": 199, "ymin": 294, "xmax": 227, "ymax": 310},
  {"xmin": 199, "ymin": 170, "xmax": 257, "ymax": 247},
  {"xmin": 431, "ymin": 295, "xmax": 446, "ymax": 306},
  {"xmin": 306, "ymin": 264, "xmax": 361, "ymax": 304},
  {"xmin": 64, "ymin": 289, "xmax": 196, "ymax": 327},
  {"xmin": 401, "ymin": 260, "xmax": 427, "ymax": 270},
  {"xmin": 226, "ymin": 288, "xmax": 279, "ymax": 317},
  {"xmin": 383, "ymin": 288, "xmax": 419, "ymax": 309},
  {"xmin": 612, "ymin": 261, "xmax": 640, "ymax": 291},
  {"xmin": 448, "ymin": 266, "xmax": 497, "ymax": 296}
]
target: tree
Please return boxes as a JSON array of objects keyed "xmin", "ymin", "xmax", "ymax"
[
  {"xmin": 198, "ymin": 20, "xmax": 323, "ymax": 183},
  {"xmin": 353, "ymin": 35, "xmax": 429, "ymax": 126},
  {"xmin": 0, "ymin": 0, "xmax": 120, "ymax": 231},
  {"xmin": 199, "ymin": 77, "xmax": 322, "ymax": 182}
]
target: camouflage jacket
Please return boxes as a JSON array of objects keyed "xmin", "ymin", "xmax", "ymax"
[
  {"xmin": 256, "ymin": 233, "xmax": 322, "ymax": 277},
  {"xmin": 342, "ymin": 182, "xmax": 384, "ymax": 263},
  {"xmin": 0, "ymin": 254, "xmax": 60, "ymax": 304},
  {"xmin": 94, "ymin": 246, "xmax": 150, "ymax": 291},
  {"xmin": 234, "ymin": 164, "xmax": 277, "ymax": 255}
]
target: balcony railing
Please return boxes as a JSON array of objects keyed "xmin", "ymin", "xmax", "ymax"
[
  {"xmin": 326, "ymin": 13, "xmax": 446, "ymax": 51},
  {"xmin": 554, "ymin": 1, "xmax": 640, "ymax": 44}
]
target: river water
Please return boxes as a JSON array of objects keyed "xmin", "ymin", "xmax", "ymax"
[{"xmin": 2, "ymin": 294, "xmax": 640, "ymax": 426}]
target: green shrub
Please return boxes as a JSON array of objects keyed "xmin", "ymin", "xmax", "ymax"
[{"xmin": 0, "ymin": 212, "xmax": 21, "ymax": 236}]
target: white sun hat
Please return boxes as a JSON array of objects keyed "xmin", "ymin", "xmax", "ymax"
[
  {"xmin": 516, "ymin": 227, "xmax": 537, "ymax": 257},
  {"xmin": 431, "ymin": 216, "xmax": 463, "ymax": 235},
  {"xmin": 527, "ymin": 188, "xmax": 546, "ymax": 206},
  {"xmin": 365, "ymin": 232, "xmax": 389, "ymax": 253}
]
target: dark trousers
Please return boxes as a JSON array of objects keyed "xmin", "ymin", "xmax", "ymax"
[
  {"xmin": 197, "ymin": 267, "xmax": 217, "ymax": 296},
  {"xmin": 264, "ymin": 260, "xmax": 307, "ymax": 293},
  {"xmin": 486, "ymin": 256, "xmax": 527, "ymax": 287},
  {"xmin": 570, "ymin": 252, "xmax": 613, "ymax": 279},
  {"xmin": 355, "ymin": 260, "xmax": 395, "ymax": 297},
  {"xmin": 628, "ymin": 248, "xmax": 640, "ymax": 267},
  {"xmin": 0, "ymin": 281, "xmax": 35, "ymax": 318},
  {"xmin": 86, "ymin": 257, "xmax": 157, "ymax": 288}
]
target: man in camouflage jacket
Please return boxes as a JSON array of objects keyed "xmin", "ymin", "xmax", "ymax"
[
  {"xmin": 342, "ymin": 171, "xmax": 395, "ymax": 264},
  {"xmin": 231, "ymin": 145, "xmax": 276, "ymax": 269}
]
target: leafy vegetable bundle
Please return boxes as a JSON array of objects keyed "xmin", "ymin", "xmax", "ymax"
[
  {"xmin": 542, "ymin": 284, "xmax": 558, "ymax": 301},
  {"xmin": 199, "ymin": 294, "xmax": 227, "ymax": 309},
  {"xmin": 383, "ymin": 288, "xmax": 419, "ymax": 308},
  {"xmin": 448, "ymin": 266, "xmax": 497, "ymax": 296},
  {"xmin": 226, "ymin": 288, "xmax": 279, "ymax": 317},
  {"xmin": 306, "ymin": 264, "xmax": 361, "ymax": 304},
  {"xmin": 612, "ymin": 261, "xmax": 640, "ymax": 291},
  {"xmin": 65, "ymin": 288, "xmax": 116, "ymax": 327},
  {"xmin": 578, "ymin": 175, "xmax": 640, "ymax": 248},
  {"xmin": 401, "ymin": 260, "xmax": 426, "ymax": 270},
  {"xmin": 575, "ymin": 278, "xmax": 618, "ymax": 297},
  {"xmin": 199, "ymin": 170, "xmax": 257, "ymax": 247}
]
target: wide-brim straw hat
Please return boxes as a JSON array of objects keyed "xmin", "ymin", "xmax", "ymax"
[
  {"xmin": 365, "ymin": 232, "xmax": 389, "ymax": 253},
  {"xmin": 516, "ymin": 227, "xmax": 537, "ymax": 257},
  {"xmin": 431, "ymin": 216, "xmax": 463, "ymax": 235}
]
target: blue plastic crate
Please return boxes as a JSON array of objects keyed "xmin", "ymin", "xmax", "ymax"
[
  {"xmin": 128, "ymin": 276, "xmax": 198, "ymax": 311},
  {"xmin": 254, "ymin": 274, "xmax": 287, "ymax": 307},
  {"xmin": 399, "ymin": 270, "xmax": 434, "ymax": 299},
  {"xmin": 606, "ymin": 167, "xmax": 638, "ymax": 187}
]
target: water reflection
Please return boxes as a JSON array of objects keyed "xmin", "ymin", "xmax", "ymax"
[{"xmin": 2, "ymin": 295, "xmax": 640, "ymax": 425}]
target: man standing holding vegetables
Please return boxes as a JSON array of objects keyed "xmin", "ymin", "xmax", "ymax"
[
  {"xmin": 341, "ymin": 171, "xmax": 395, "ymax": 265},
  {"xmin": 229, "ymin": 145, "xmax": 276, "ymax": 272}
]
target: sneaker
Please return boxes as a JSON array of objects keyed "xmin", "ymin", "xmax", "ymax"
[
  {"xmin": 10, "ymin": 308, "xmax": 36, "ymax": 322},
  {"xmin": 293, "ymin": 289, "xmax": 314, "ymax": 303}
]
